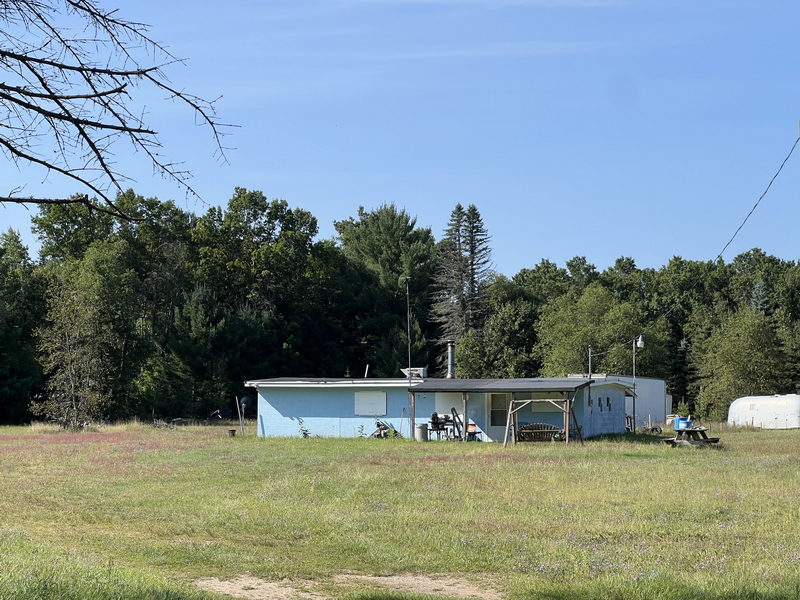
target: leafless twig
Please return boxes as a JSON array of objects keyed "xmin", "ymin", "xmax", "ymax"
[{"xmin": 0, "ymin": 0, "xmax": 233, "ymax": 217}]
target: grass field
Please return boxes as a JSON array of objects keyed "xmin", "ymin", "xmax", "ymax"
[{"xmin": 1, "ymin": 423, "xmax": 799, "ymax": 599}]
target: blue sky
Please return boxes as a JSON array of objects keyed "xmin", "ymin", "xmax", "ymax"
[{"xmin": 2, "ymin": 0, "xmax": 799, "ymax": 276}]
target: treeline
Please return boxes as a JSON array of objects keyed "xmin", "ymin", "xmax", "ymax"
[{"xmin": 1, "ymin": 188, "xmax": 798, "ymax": 426}]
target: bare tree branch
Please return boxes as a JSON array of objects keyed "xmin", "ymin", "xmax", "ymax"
[
  {"xmin": 0, "ymin": 0, "xmax": 231, "ymax": 217},
  {"xmin": 0, "ymin": 80, "xmax": 129, "ymax": 100}
]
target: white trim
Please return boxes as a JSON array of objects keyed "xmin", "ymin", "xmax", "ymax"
[{"xmin": 245, "ymin": 379, "xmax": 421, "ymax": 389}]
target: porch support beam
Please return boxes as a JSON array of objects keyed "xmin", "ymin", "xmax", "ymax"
[
  {"xmin": 462, "ymin": 391, "xmax": 468, "ymax": 442},
  {"xmin": 410, "ymin": 391, "xmax": 416, "ymax": 441}
]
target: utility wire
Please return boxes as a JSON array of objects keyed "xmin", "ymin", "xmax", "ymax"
[
  {"xmin": 590, "ymin": 132, "xmax": 800, "ymax": 366},
  {"xmin": 714, "ymin": 134, "xmax": 800, "ymax": 261}
]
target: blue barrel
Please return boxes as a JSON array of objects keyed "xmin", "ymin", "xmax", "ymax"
[{"xmin": 675, "ymin": 417, "xmax": 693, "ymax": 430}]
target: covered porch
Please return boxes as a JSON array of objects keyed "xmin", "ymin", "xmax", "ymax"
[{"xmin": 408, "ymin": 378, "xmax": 593, "ymax": 444}]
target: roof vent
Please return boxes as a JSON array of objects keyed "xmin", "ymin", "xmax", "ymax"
[{"xmin": 401, "ymin": 367, "xmax": 427, "ymax": 379}]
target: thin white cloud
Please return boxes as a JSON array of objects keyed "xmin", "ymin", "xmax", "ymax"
[
  {"xmin": 380, "ymin": 40, "xmax": 610, "ymax": 59},
  {"xmin": 249, "ymin": 40, "xmax": 609, "ymax": 61}
]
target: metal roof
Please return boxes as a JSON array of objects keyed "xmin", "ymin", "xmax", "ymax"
[
  {"xmin": 244, "ymin": 377, "xmax": 416, "ymax": 388},
  {"xmin": 410, "ymin": 378, "xmax": 592, "ymax": 393},
  {"xmin": 245, "ymin": 377, "xmax": 595, "ymax": 393}
]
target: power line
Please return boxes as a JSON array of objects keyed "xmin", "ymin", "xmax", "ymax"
[
  {"xmin": 714, "ymin": 134, "xmax": 800, "ymax": 261},
  {"xmin": 590, "ymin": 131, "xmax": 800, "ymax": 365}
]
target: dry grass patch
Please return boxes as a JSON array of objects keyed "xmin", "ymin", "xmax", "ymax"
[
  {"xmin": 194, "ymin": 573, "xmax": 503, "ymax": 600},
  {"xmin": 334, "ymin": 574, "xmax": 504, "ymax": 599},
  {"xmin": 194, "ymin": 575, "xmax": 326, "ymax": 599}
]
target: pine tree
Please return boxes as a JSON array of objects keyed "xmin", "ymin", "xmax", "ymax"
[
  {"xmin": 463, "ymin": 204, "xmax": 492, "ymax": 331},
  {"xmin": 432, "ymin": 204, "xmax": 492, "ymax": 344}
]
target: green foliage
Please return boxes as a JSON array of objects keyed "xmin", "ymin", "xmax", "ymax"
[
  {"xmin": 7, "ymin": 186, "xmax": 800, "ymax": 424},
  {"xmin": 335, "ymin": 204, "xmax": 435, "ymax": 300},
  {"xmin": 193, "ymin": 188, "xmax": 318, "ymax": 311},
  {"xmin": 335, "ymin": 204, "xmax": 437, "ymax": 376},
  {"xmin": 694, "ymin": 307, "xmax": 789, "ymax": 420},
  {"xmin": 565, "ymin": 255, "xmax": 598, "ymax": 294},
  {"xmin": 0, "ymin": 231, "xmax": 42, "ymax": 423},
  {"xmin": 32, "ymin": 201, "xmax": 116, "ymax": 261},
  {"xmin": 667, "ymin": 338, "xmax": 694, "ymax": 413},
  {"xmin": 431, "ymin": 203, "xmax": 492, "ymax": 345},
  {"xmin": 32, "ymin": 240, "xmax": 142, "ymax": 428},
  {"xmin": 457, "ymin": 299, "xmax": 539, "ymax": 378},
  {"xmin": 513, "ymin": 259, "xmax": 570, "ymax": 304},
  {"xmin": 537, "ymin": 283, "xmax": 669, "ymax": 377},
  {"xmin": 600, "ymin": 256, "xmax": 642, "ymax": 301},
  {"xmin": 370, "ymin": 318, "xmax": 430, "ymax": 378}
]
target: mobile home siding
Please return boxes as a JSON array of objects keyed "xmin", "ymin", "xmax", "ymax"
[
  {"xmin": 256, "ymin": 386, "xmax": 412, "ymax": 438},
  {"xmin": 252, "ymin": 379, "xmax": 627, "ymax": 440}
]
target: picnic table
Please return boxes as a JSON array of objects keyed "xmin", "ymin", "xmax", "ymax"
[{"xmin": 662, "ymin": 426, "xmax": 720, "ymax": 447}]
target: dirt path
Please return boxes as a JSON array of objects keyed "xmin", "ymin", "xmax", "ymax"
[{"xmin": 194, "ymin": 573, "xmax": 504, "ymax": 600}]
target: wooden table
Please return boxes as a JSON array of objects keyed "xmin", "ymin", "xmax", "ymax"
[
  {"xmin": 428, "ymin": 423, "xmax": 452, "ymax": 441},
  {"xmin": 662, "ymin": 426, "xmax": 720, "ymax": 447}
]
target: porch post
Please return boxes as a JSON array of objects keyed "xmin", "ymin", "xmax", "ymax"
[
  {"xmin": 564, "ymin": 392, "xmax": 570, "ymax": 444},
  {"xmin": 462, "ymin": 392, "xmax": 468, "ymax": 442},
  {"xmin": 503, "ymin": 393, "xmax": 514, "ymax": 447},
  {"xmin": 410, "ymin": 391, "xmax": 416, "ymax": 441}
]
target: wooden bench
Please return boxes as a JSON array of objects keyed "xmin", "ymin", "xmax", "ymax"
[{"xmin": 516, "ymin": 423, "xmax": 563, "ymax": 442}]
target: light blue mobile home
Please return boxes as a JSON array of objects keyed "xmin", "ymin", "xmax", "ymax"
[{"xmin": 247, "ymin": 377, "xmax": 628, "ymax": 440}]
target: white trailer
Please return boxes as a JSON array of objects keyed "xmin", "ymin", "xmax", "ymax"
[
  {"xmin": 727, "ymin": 394, "xmax": 800, "ymax": 429},
  {"xmin": 568, "ymin": 374, "xmax": 670, "ymax": 427}
]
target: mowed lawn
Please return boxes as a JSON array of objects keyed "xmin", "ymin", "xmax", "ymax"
[{"xmin": 1, "ymin": 424, "xmax": 799, "ymax": 600}]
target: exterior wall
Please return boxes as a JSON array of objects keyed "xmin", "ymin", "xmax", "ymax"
[
  {"xmin": 255, "ymin": 382, "xmax": 627, "ymax": 440},
  {"xmin": 728, "ymin": 395, "xmax": 800, "ymax": 429},
  {"xmin": 602, "ymin": 376, "xmax": 668, "ymax": 426},
  {"xmin": 577, "ymin": 384, "xmax": 627, "ymax": 438},
  {"xmin": 256, "ymin": 386, "xmax": 412, "ymax": 438}
]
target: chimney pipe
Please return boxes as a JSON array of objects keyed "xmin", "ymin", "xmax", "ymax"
[{"xmin": 446, "ymin": 340, "xmax": 456, "ymax": 379}]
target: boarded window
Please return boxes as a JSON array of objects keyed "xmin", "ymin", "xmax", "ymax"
[{"xmin": 355, "ymin": 391, "xmax": 386, "ymax": 416}]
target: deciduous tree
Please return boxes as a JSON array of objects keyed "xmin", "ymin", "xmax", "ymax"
[
  {"xmin": 694, "ymin": 307, "xmax": 789, "ymax": 420},
  {"xmin": 0, "ymin": 0, "xmax": 227, "ymax": 216}
]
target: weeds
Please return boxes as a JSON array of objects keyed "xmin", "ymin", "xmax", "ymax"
[{"xmin": 0, "ymin": 425, "xmax": 798, "ymax": 599}]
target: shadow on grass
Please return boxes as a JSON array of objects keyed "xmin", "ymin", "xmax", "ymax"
[
  {"xmin": 513, "ymin": 582, "xmax": 800, "ymax": 600},
  {"xmin": 590, "ymin": 432, "xmax": 668, "ymax": 445}
]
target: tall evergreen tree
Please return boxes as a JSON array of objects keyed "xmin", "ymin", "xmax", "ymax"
[
  {"xmin": 335, "ymin": 204, "xmax": 437, "ymax": 375},
  {"xmin": 431, "ymin": 203, "xmax": 492, "ymax": 344}
]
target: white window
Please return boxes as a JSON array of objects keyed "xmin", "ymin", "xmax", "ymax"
[
  {"xmin": 355, "ymin": 391, "xmax": 386, "ymax": 416},
  {"xmin": 490, "ymin": 393, "xmax": 510, "ymax": 426}
]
